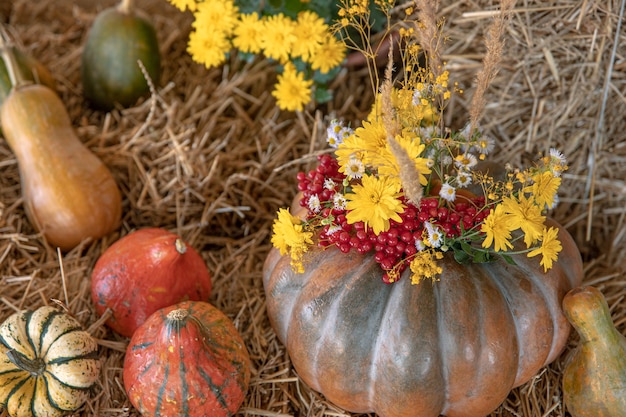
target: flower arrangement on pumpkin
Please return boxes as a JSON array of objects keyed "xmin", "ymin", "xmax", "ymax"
[
  {"xmin": 270, "ymin": 0, "xmax": 568, "ymax": 284},
  {"xmin": 167, "ymin": 0, "xmax": 390, "ymax": 111}
]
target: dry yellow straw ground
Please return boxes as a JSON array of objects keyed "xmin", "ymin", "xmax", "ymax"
[{"xmin": 1, "ymin": 0, "xmax": 625, "ymax": 416}]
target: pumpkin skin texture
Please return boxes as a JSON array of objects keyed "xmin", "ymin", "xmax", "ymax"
[
  {"xmin": 81, "ymin": 2, "xmax": 161, "ymax": 111},
  {"xmin": 0, "ymin": 306, "xmax": 101, "ymax": 417},
  {"xmin": 0, "ymin": 83, "xmax": 122, "ymax": 251},
  {"xmin": 263, "ymin": 218, "xmax": 583, "ymax": 417},
  {"xmin": 91, "ymin": 227, "xmax": 212, "ymax": 338},
  {"xmin": 562, "ymin": 286, "xmax": 626, "ymax": 417},
  {"xmin": 123, "ymin": 300, "xmax": 251, "ymax": 417}
]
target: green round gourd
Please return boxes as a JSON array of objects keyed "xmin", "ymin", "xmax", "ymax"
[
  {"xmin": 562, "ymin": 285, "xmax": 626, "ymax": 417},
  {"xmin": 0, "ymin": 306, "xmax": 101, "ymax": 417},
  {"xmin": 81, "ymin": 2, "xmax": 160, "ymax": 111},
  {"xmin": 263, "ymin": 218, "xmax": 583, "ymax": 417}
]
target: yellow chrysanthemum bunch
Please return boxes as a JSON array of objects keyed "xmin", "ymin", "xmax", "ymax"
[
  {"xmin": 270, "ymin": 0, "xmax": 569, "ymax": 284},
  {"xmin": 168, "ymin": 0, "xmax": 346, "ymax": 111}
]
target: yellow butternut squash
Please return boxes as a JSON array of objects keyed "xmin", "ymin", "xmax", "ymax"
[
  {"xmin": 0, "ymin": 83, "xmax": 122, "ymax": 250},
  {"xmin": 562, "ymin": 285, "xmax": 626, "ymax": 417}
]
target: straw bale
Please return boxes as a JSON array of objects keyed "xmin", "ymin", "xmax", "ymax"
[{"xmin": 0, "ymin": 0, "xmax": 625, "ymax": 416}]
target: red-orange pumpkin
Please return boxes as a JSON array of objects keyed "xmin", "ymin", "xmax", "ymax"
[
  {"xmin": 123, "ymin": 300, "xmax": 251, "ymax": 417},
  {"xmin": 263, "ymin": 218, "xmax": 583, "ymax": 417},
  {"xmin": 91, "ymin": 228, "xmax": 212, "ymax": 337}
]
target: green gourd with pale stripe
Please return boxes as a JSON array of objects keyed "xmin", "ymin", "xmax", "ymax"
[
  {"xmin": 0, "ymin": 306, "xmax": 101, "ymax": 417},
  {"xmin": 81, "ymin": 0, "xmax": 160, "ymax": 110},
  {"xmin": 562, "ymin": 285, "xmax": 626, "ymax": 417}
]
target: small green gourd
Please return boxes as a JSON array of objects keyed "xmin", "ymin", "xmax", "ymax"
[
  {"xmin": 562, "ymin": 285, "xmax": 626, "ymax": 417},
  {"xmin": 81, "ymin": 0, "xmax": 160, "ymax": 110}
]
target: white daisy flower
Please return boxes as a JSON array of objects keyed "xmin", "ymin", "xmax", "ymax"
[
  {"xmin": 307, "ymin": 194, "xmax": 322, "ymax": 213},
  {"xmin": 439, "ymin": 182, "xmax": 456, "ymax": 202}
]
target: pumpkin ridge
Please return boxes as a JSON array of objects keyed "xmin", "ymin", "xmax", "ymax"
[
  {"xmin": 2, "ymin": 374, "xmax": 29, "ymax": 411},
  {"xmin": 433, "ymin": 277, "xmax": 450, "ymax": 413},
  {"xmin": 36, "ymin": 311, "xmax": 82, "ymax": 359},
  {"xmin": 198, "ymin": 366, "xmax": 231, "ymax": 412},
  {"xmin": 511, "ymin": 253, "xmax": 567, "ymax": 372},
  {"xmin": 307, "ymin": 250, "xmax": 382, "ymax": 405},
  {"xmin": 367, "ymin": 270, "xmax": 399, "ymax": 409},
  {"xmin": 23, "ymin": 310, "xmax": 41, "ymax": 359},
  {"xmin": 175, "ymin": 323, "xmax": 191, "ymax": 416},
  {"xmin": 153, "ymin": 361, "xmax": 169, "ymax": 417},
  {"xmin": 43, "ymin": 370, "xmax": 93, "ymax": 392},
  {"xmin": 45, "ymin": 349, "xmax": 99, "ymax": 366}
]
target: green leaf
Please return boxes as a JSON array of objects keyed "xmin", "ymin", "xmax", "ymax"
[
  {"xmin": 500, "ymin": 254, "xmax": 518, "ymax": 266},
  {"xmin": 314, "ymin": 86, "xmax": 334, "ymax": 103}
]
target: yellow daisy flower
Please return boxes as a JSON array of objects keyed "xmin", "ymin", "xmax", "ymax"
[
  {"xmin": 346, "ymin": 174, "xmax": 405, "ymax": 235},
  {"xmin": 501, "ymin": 194, "xmax": 546, "ymax": 247},
  {"xmin": 232, "ymin": 13, "xmax": 264, "ymax": 54},
  {"xmin": 271, "ymin": 63, "xmax": 313, "ymax": 112},
  {"xmin": 310, "ymin": 34, "xmax": 346, "ymax": 73},
  {"xmin": 528, "ymin": 226, "xmax": 562, "ymax": 272},
  {"xmin": 291, "ymin": 11, "xmax": 328, "ymax": 62},
  {"xmin": 168, "ymin": 0, "xmax": 196, "ymax": 12},
  {"xmin": 481, "ymin": 204, "xmax": 514, "ymax": 252},
  {"xmin": 187, "ymin": 29, "xmax": 230, "ymax": 69},
  {"xmin": 271, "ymin": 208, "xmax": 314, "ymax": 273},
  {"xmin": 260, "ymin": 14, "xmax": 297, "ymax": 63},
  {"xmin": 192, "ymin": 0, "xmax": 239, "ymax": 36},
  {"xmin": 525, "ymin": 171, "xmax": 561, "ymax": 209}
]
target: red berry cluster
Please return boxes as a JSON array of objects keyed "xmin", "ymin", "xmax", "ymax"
[{"xmin": 296, "ymin": 155, "xmax": 491, "ymax": 283}]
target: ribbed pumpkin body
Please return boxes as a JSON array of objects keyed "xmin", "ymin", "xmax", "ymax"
[
  {"xmin": 91, "ymin": 227, "xmax": 213, "ymax": 338},
  {"xmin": 0, "ymin": 84, "xmax": 122, "ymax": 251},
  {"xmin": 0, "ymin": 306, "xmax": 101, "ymax": 417},
  {"xmin": 263, "ymin": 219, "xmax": 583, "ymax": 417},
  {"xmin": 123, "ymin": 301, "xmax": 251, "ymax": 417}
]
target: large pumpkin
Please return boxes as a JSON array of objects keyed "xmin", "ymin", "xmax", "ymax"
[{"xmin": 263, "ymin": 218, "xmax": 583, "ymax": 417}]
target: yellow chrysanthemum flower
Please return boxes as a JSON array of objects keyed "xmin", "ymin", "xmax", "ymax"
[
  {"xmin": 168, "ymin": 0, "xmax": 196, "ymax": 12},
  {"xmin": 232, "ymin": 13, "xmax": 264, "ymax": 54},
  {"xmin": 501, "ymin": 194, "xmax": 546, "ymax": 247},
  {"xmin": 291, "ymin": 11, "xmax": 328, "ymax": 62},
  {"xmin": 526, "ymin": 170, "xmax": 561, "ymax": 209},
  {"xmin": 528, "ymin": 226, "xmax": 562, "ymax": 272},
  {"xmin": 271, "ymin": 63, "xmax": 313, "ymax": 112},
  {"xmin": 187, "ymin": 29, "xmax": 230, "ymax": 69},
  {"xmin": 380, "ymin": 130, "xmax": 431, "ymax": 185},
  {"xmin": 481, "ymin": 204, "xmax": 514, "ymax": 252},
  {"xmin": 271, "ymin": 208, "xmax": 314, "ymax": 273},
  {"xmin": 346, "ymin": 174, "xmax": 405, "ymax": 235},
  {"xmin": 260, "ymin": 14, "xmax": 297, "ymax": 63},
  {"xmin": 192, "ymin": 0, "xmax": 239, "ymax": 36},
  {"xmin": 310, "ymin": 34, "xmax": 347, "ymax": 73},
  {"xmin": 335, "ymin": 118, "xmax": 387, "ymax": 174}
]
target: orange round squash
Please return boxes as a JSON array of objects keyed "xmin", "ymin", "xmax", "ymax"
[
  {"xmin": 91, "ymin": 228, "xmax": 212, "ymax": 337},
  {"xmin": 123, "ymin": 300, "xmax": 251, "ymax": 417},
  {"xmin": 263, "ymin": 218, "xmax": 583, "ymax": 417}
]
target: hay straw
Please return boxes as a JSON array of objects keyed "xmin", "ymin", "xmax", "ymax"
[{"xmin": 1, "ymin": 0, "xmax": 625, "ymax": 416}]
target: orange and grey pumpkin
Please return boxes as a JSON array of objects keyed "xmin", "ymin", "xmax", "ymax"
[
  {"xmin": 0, "ymin": 306, "xmax": 101, "ymax": 417},
  {"xmin": 263, "ymin": 218, "xmax": 583, "ymax": 417},
  {"xmin": 123, "ymin": 300, "xmax": 251, "ymax": 417}
]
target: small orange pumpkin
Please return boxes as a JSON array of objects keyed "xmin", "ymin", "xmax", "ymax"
[
  {"xmin": 123, "ymin": 301, "xmax": 251, "ymax": 417},
  {"xmin": 91, "ymin": 228, "xmax": 212, "ymax": 337}
]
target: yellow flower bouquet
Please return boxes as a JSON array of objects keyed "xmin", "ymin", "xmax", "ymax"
[{"xmin": 270, "ymin": 0, "xmax": 568, "ymax": 285}]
